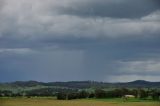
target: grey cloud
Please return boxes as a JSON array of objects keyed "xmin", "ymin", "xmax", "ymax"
[
  {"xmin": 0, "ymin": 0, "xmax": 5, "ymax": 11},
  {"xmin": 112, "ymin": 60, "xmax": 160, "ymax": 76},
  {"xmin": 55, "ymin": 0, "xmax": 160, "ymax": 18},
  {"xmin": 0, "ymin": 0, "xmax": 160, "ymax": 48},
  {"xmin": 0, "ymin": 0, "xmax": 160, "ymax": 82},
  {"xmin": 1, "ymin": 15, "xmax": 160, "ymax": 50},
  {"xmin": 0, "ymin": 50, "xmax": 85, "ymax": 82}
]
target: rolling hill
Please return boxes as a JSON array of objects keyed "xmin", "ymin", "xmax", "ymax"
[{"xmin": 0, "ymin": 80, "xmax": 160, "ymax": 91}]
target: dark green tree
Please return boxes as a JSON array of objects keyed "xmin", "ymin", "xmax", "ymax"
[
  {"xmin": 78, "ymin": 90, "xmax": 89, "ymax": 99},
  {"xmin": 139, "ymin": 89, "xmax": 148, "ymax": 99},
  {"xmin": 95, "ymin": 89, "xmax": 106, "ymax": 98},
  {"xmin": 57, "ymin": 92, "xmax": 67, "ymax": 100}
]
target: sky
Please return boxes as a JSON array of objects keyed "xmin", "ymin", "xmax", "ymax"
[{"xmin": 0, "ymin": 0, "xmax": 160, "ymax": 82}]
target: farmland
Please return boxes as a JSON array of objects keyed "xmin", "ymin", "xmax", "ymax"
[
  {"xmin": 0, "ymin": 98, "xmax": 159, "ymax": 106},
  {"xmin": 0, "ymin": 80, "xmax": 160, "ymax": 106}
]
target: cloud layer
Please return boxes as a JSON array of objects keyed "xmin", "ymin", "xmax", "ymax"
[{"xmin": 0, "ymin": 0, "xmax": 160, "ymax": 82}]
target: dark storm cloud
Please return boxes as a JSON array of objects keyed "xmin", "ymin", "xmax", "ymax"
[
  {"xmin": 80, "ymin": 37, "xmax": 160, "ymax": 81},
  {"xmin": 0, "ymin": 0, "xmax": 160, "ymax": 82},
  {"xmin": 56, "ymin": 0, "xmax": 160, "ymax": 18}
]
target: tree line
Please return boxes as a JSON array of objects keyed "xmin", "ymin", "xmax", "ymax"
[
  {"xmin": 57, "ymin": 88, "xmax": 160, "ymax": 100},
  {"xmin": 0, "ymin": 88, "xmax": 78, "ymax": 97},
  {"xmin": 0, "ymin": 88, "xmax": 160, "ymax": 101}
]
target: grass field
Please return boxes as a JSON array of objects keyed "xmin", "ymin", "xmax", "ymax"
[{"xmin": 0, "ymin": 98, "xmax": 159, "ymax": 106}]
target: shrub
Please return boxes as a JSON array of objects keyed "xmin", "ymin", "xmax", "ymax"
[
  {"xmin": 88, "ymin": 93, "xmax": 95, "ymax": 98},
  {"xmin": 57, "ymin": 92, "xmax": 67, "ymax": 100},
  {"xmin": 95, "ymin": 89, "xmax": 106, "ymax": 98},
  {"xmin": 78, "ymin": 90, "xmax": 89, "ymax": 99}
]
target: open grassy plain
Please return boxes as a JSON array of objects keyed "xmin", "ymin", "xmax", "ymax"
[{"xmin": 0, "ymin": 98, "xmax": 159, "ymax": 106}]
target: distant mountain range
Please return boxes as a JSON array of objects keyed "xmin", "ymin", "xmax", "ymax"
[{"xmin": 0, "ymin": 80, "xmax": 160, "ymax": 90}]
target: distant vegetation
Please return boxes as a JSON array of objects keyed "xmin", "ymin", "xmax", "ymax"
[
  {"xmin": 56, "ymin": 88, "xmax": 160, "ymax": 101},
  {"xmin": 0, "ymin": 80, "xmax": 160, "ymax": 101}
]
